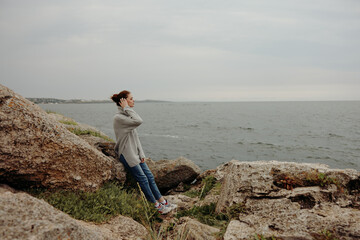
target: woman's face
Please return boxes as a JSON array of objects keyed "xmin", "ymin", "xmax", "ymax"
[{"xmin": 126, "ymin": 93, "xmax": 135, "ymax": 107}]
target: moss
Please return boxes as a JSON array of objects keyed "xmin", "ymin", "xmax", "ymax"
[
  {"xmin": 59, "ymin": 120, "xmax": 78, "ymax": 125},
  {"xmin": 68, "ymin": 128, "xmax": 114, "ymax": 142}
]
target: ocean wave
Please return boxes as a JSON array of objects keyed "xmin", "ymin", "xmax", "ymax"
[
  {"xmin": 216, "ymin": 126, "xmax": 254, "ymax": 131},
  {"xmin": 328, "ymin": 133, "xmax": 344, "ymax": 138},
  {"xmin": 250, "ymin": 141, "xmax": 276, "ymax": 147},
  {"xmin": 142, "ymin": 133, "xmax": 181, "ymax": 139},
  {"xmin": 306, "ymin": 156, "xmax": 332, "ymax": 160},
  {"xmin": 239, "ymin": 127, "xmax": 254, "ymax": 131},
  {"xmin": 186, "ymin": 124, "xmax": 199, "ymax": 128}
]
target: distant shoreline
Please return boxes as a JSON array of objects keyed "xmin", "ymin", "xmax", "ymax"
[
  {"xmin": 27, "ymin": 98, "xmax": 170, "ymax": 104},
  {"xmin": 28, "ymin": 98, "xmax": 360, "ymax": 104}
]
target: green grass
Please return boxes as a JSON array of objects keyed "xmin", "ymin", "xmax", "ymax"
[
  {"xmin": 59, "ymin": 120, "xmax": 78, "ymax": 126},
  {"xmin": 45, "ymin": 110, "xmax": 57, "ymax": 114},
  {"xmin": 176, "ymin": 203, "xmax": 228, "ymax": 228},
  {"xmin": 27, "ymin": 181, "xmax": 160, "ymax": 224},
  {"xmin": 199, "ymin": 176, "xmax": 217, "ymax": 200},
  {"xmin": 183, "ymin": 190, "xmax": 201, "ymax": 198},
  {"xmin": 175, "ymin": 200, "xmax": 247, "ymax": 239},
  {"xmin": 183, "ymin": 175, "xmax": 219, "ymax": 199},
  {"xmin": 68, "ymin": 128, "xmax": 114, "ymax": 142},
  {"xmin": 312, "ymin": 229, "xmax": 340, "ymax": 240},
  {"xmin": 252, "ymin": 234, "xmax": 280, "ymax": 240}
]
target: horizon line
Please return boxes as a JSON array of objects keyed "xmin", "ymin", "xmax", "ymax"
[{"xmin": 27, "ymin": 97, "xmax": 360, "ymax": 103}]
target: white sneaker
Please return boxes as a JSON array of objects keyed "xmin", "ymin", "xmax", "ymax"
[
  {"xmin": 162, "ymin": 199, "xmax": 178, "ymax": 211},
  {"xmin": 156, "ymin": 204, "xmax": 172, "ymax": 214}
]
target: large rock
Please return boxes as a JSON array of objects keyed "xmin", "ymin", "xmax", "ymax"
[
  {"xmin": 170, "ymin": 217, "xmax": 220, "ymax": 240},
  {"xmin": 146, "ymin": 157, "xmax": 201, "ymax": 192},
  {"xmin": 0, "ymin": 84, "xmax": 121, "ymax": 191},
  {"xmin": 216, "ymin": 160, "xmax": 360, "ymax": 239},
  {"xmin": 0, "ymin": 185, "xmax": 148, "ymax": 240},
  {"xmin": 48, "ymin": 112, "xmax": 126, "ymax": 183}
]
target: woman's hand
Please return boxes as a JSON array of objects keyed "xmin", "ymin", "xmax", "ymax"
[
  {"xmin": 120, "ymin": 98, "xmax": 129, "ymax": 108},
  {"xmin": 141, "ymin": 158, "xmax": 145, "ymax": 163}
]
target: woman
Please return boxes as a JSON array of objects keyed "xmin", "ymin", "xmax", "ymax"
[{"xmin": 111, "ymin": 90, "xmax": 176, "ymax": 214}]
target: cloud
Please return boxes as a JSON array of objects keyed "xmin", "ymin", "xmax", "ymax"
[{"xmin": 0, "ymin": 0, "xmax": 359, "ymax": 101}]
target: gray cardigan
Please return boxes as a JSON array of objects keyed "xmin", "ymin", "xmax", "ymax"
[{"xmin": 113, "ymin": 106, "xmax": 146, "ymax": 167}]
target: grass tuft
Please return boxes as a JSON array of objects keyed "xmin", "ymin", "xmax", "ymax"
[
  {"xmin": 252, "ymin": 234, "xmax": 280, "ymax": 240},
  {"xmin": 68, "ymin": 128, "xmax": 114, "ymax": 142},
  {"xmin": 183, "ymin": 175, "xmax": 219, "ymax": 199},
  {"xmin": 311, "ymin": 228, "xmax": 340, "ymax": 240},
  {"xmin": 26, "ymin": 181, "xmax": 159, "ymax": 224},
  {"xmin": 45, "ymin": 110, "xmax": 57, "ymax": 114},
  {"xmin": 176, "ymin": 203, "xmax": 228, "ymax": 227},
  {"xmin": 59, "ymin": 120, "xmax": 78, "ymax": 125},
  {"xmin": 199, "ymin": 176, "xmax": 217, "ymax": 200}
]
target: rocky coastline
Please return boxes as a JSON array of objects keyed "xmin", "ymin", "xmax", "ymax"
[{"xmin": 1, "ymin": 84, "xmax": 359, "ymax": 240}]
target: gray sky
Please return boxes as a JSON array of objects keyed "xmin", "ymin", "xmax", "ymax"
[{"xmin": 1, "ymin": 0, "xmax": 359, "ymax": 101}]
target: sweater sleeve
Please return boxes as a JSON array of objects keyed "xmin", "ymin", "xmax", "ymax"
[{"xmin": 118, "ymin": 106, "xmax": 143, "ymax": 131}]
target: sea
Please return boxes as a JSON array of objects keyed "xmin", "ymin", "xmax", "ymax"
[{"xmin": 39, "ymin": 101, "xmax": 360, "ymax": 171}]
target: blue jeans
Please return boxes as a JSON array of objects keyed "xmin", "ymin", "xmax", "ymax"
[{"xmin": 119, "ymin": 154, "xmax": 162, "ymax": 203}]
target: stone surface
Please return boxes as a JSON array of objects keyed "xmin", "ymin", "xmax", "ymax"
[
  {"xmin": 48, "ymin": 112, "xmax": 126, "ymax": 183},
  {"xmin": 165, "ymin": 194, "xmax": 198, "ymax": 211},
  {"xmin": 0, "ymin": 84, "xmax": 118, "ymax": 191},
  {"xmin": 217, "ymin": 160, "xmax": 360, "ymax": 239},
  {"xmin": 146, "ymin": 157, "xmax": 201, "ymax": 192},
  {"xmin": 171, "ymin": 217, "xmax": 220, "ymax": 240},
  {"xmin": 49, "ymin": 113, "xmax": 126, "ymax": 183},
  {"xmin": 88, "ymin": 215, "xmax": 149, "ymax": 240},
  {"xmin": 224, "ymin": 220, "xmax": 255, "ymax": 240},
  {"xmin": 0, "ymin": 185, "xmax": 148, "ymax": 240}
]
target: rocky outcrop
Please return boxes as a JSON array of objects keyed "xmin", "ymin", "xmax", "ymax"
[
  {"xmin": 170, "ymin": 217, "xmax": 220, "ymax": 240},
  {"xmin": 48, "ymin": 112, "xmax": 126, "ymax": 183},
  {"xmin": 2, "ymin": 84, "xmax": 360, "ymax": 239},
  {"xmin": 0, "ymin": 185, "xmax": 148, "ymax": 240},
  {"xmin": 0, "ymin": 84, "xmax": 120, "ymax": 191},
  {"xmin": 215, "ymin": 160, "xmax": 360, "ymax": 239},
  {"xmin": 147, "ymin": 157, "xmax": 201, "ymax": 192}
]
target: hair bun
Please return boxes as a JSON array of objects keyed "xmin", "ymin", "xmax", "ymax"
[{"xmin": 111, "ymin": 90, "xmax": 130, "ymax": 106}]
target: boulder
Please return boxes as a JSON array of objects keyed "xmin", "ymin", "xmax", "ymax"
[
  {"xmin": 0, "ymin": 185, "xmax": 148, "ymax": 240},
  {"xmin": 146, "ymin": 157, "xmax": 201, "ymax": 192},
  {"xmin": 170, "ymin": 217, "xmax": 220, "ymax": 240},
  {"xmin": 164, "ymin": 194, "xmax": 198, "ymax": 211},
  {"xmin": 49, "ymin": 113, "xmax": 126, "ymax": 183},
  {"xmin": 0, "ymin": 84, "xmax": 123, "ymax": 191},
  {"xmin": 217, "ymin": 160, "xmax": 360, "ymax": 239}
]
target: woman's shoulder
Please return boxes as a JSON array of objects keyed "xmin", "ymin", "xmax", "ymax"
[{"xmin": 113, "ymin": 112, "xmax": 126, "ymax": 120}]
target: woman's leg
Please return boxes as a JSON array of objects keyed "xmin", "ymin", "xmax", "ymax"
[
  {"xmin": 139, "ymin": 162, "xmax": 163, "ymax": 201},
  {"xmin": 139, "ymin": 163, "xmax": 177, "ymax": 210},
  {"xmin": 119, "ymin": 155, "xmax": 157, "ymax": 203}
]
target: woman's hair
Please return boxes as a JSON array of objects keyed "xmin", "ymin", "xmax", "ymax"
[{"xmin": 111, "ymin": 90, "xmax": 130, "ymax": 106}]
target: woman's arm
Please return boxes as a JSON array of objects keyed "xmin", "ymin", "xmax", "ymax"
[
  {"xmin": 114, "ymin": 107, "xmax": 143, "ymax": 134},
  {"xmin": 118, "ymin": 97, "xmax": 143, "ymax": 129}
]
